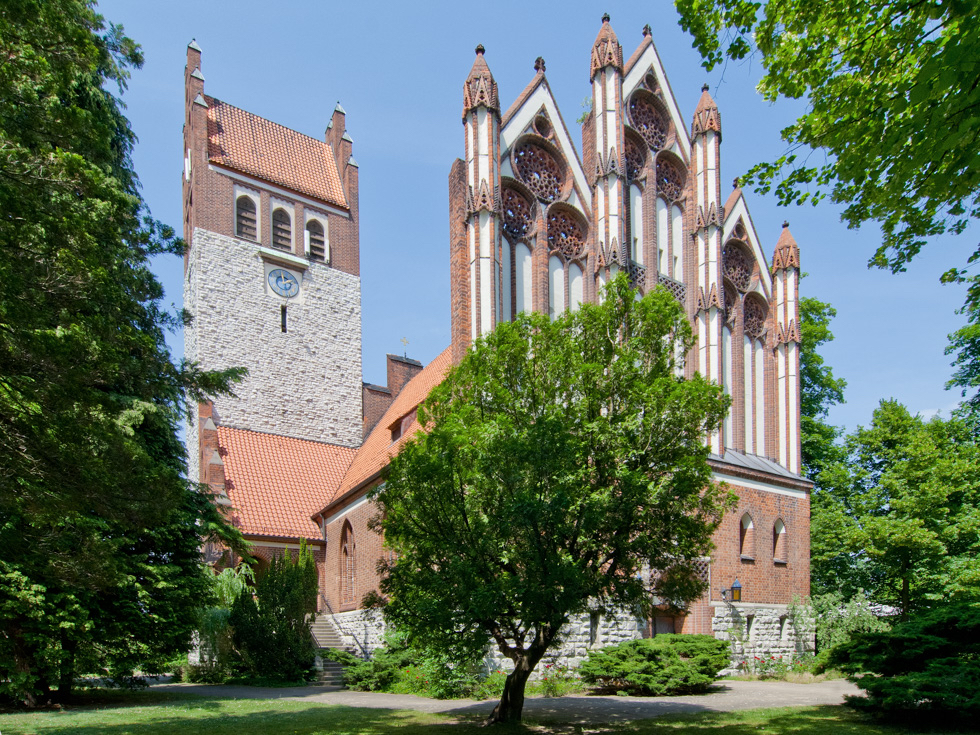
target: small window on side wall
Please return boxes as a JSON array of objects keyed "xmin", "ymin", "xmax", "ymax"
[
  {"xmin": 739, "ymin": 513, "xmax": 755, "ymax": 560},
  {"xmin": 773, "ymin": 519, "xmax": 787, "ymax": 563},
  {"xmin": 272, "ymin": 207, "xmax": 291, "ymax": 251},
  {"xmin": 236, "ymin": 195, "xmax": 257, "ymax": 240},
  {"xmin": 306, "ymin": 220, "xmax": 327, "ymax": 262}
]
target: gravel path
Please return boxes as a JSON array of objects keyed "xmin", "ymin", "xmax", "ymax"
[{"xmin": 151, "ymin": 679, "xmax": 861, "ymax": 723}]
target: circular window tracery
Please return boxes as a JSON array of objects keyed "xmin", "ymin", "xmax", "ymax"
[
  {"xmin": 547, "ymin": 208, "xmax": 586, "ymax": 259},
  {"xmin": 744, "ymin": 297, "xmax": 768, "ymax": 338},
  {"xmin": 514, "ymin": 142, "xmax": 563, "ymax": 203},
  {"xmin": 656, "ymin": 158, "xmax": 685, "ymax": 201},
  {"xmin": 723, "ymin": 243, "xmax": 752, "ymax": 292},
  {"xmin": 501, "ymin": 187, "xmax": 533, "ymax": 241},
  {"xmin": 629, "ymin": 94, "xmax": 669, "ymax": 151},
  {"xmin": 533, "ymin": 114, "xmax": 553, "ymax": 139},
  {"xmin": 625, "ymin": 136, "xmax": 646, "ymax": 181}
]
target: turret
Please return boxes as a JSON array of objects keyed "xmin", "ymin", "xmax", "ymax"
[
  {"xmin": 690, "ymin": 84, "xmax": 725, "ymax": 452},
  {"xmin": 589, "ymin": 14, "xmax": 628, "ymax": 290},
  {"xmin": 771, "ymin": 222, "xmax": 801, "ymax": 473},
  {"xmin": 456, "ymin": 45, "xmax": 502, "ymax": 354}
]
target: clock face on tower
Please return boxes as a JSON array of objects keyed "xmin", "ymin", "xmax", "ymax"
[{"xmin": 268, "ymin": 268, "xmax": 299, "ymax": 298}]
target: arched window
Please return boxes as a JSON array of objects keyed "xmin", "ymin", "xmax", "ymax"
[
  {"xmin": 773, "ymin": 519, "xmax": 787, "ymax": 562},
  {"xmin": 272, "ymin": 207, "xmax": 291, "ymax": 251},
  {"xmin": 236, "ymin": 195, "xmax": 257, "ymax": 240},
  {"xmin": 306, "ymin": 219, "xmax": 327, "ymax": 262},
  {"xmin": 548, "ymin": 255, "xmax": 564, "ymax": 319},
  {"xmin": 739, "ymin": 513, "xmax": 755, "ymax": 559},
  {"xmin": 340, "ymin": 522, "xmax": 355, "ymax": 606}
]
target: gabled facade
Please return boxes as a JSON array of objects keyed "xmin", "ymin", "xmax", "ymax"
[{"xmin": 185, "ymin": 17, "xmax": 812, "ymax": 666}]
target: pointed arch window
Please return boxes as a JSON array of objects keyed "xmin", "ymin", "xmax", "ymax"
[
  {"xmin": 340, "ymin": 522, "xmax": 356, "ymax": 606},
  {"xmin": 773, "ymin": 519, "xmax": 788, "ymax": 563},
  {"xmin": 272, "ymin": 207, "xmax": 291, "ymax": 251},
  {"xmin": 739, "ymin": 513, "xmax": 755, "ymax": 560},
  {"xmin": 236, "ymin": 195, "xmax": 257, "ymax": 240},
  {"xmin": 306, "ymin": 219, "xmax": 327, "ymax": 262}
]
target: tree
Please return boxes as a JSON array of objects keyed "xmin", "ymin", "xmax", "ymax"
[
  {"xmin": 810, "ymin": 401, "xmax": 980, "ymax": 614},
  {"xmin": 674, "ymin": 0, "xmax": 980, "ymax": 277},
  {"xmin": 373, "ymin": 275, "xmax": 733, "ymax": 724},
  {"xmin": 229, "ymin": 543, "xmax": 319, "ymax": 683},
  {"xmin": 798, "ymin": 295, "xmax": 847, "ymax": 478},
  {"xmin": 946, "ymin": 295, "xmax": 980, "ymax": 430},
  {"xmin": 0, "ymin": 0, "xmax": 243, "ymax": 706}
]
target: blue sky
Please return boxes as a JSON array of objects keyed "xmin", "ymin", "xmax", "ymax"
[{"xmin": 96, "ymin": 0, "xmax": 975, "ymax": 432}]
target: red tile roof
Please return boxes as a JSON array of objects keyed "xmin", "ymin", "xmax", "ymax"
[
  {"xmin": 326, "ymin": 346, "xmax": 454, "ymax": 509},
  {"xmin": 217, "ymin": 426, "xmax": 356, "ymax": 540},
  {"xmin": 205, "ymin": 95, "xmax": 348, "ymax": 209}
]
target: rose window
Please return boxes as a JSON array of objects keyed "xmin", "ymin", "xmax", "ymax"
[
  {"xmin": 514, "ymin": 142, "xmax": 563, "ymax": 203},
  {"xmin": 548, "ymin": 209, "xmax": 586, "ymax": 259},
  {"xmin": 501, "ymin": 187, "xmax": 533, "ymax": 241},
  {"xmin": 744, "ymin": 298, "xmax": 768, "ymax": 338},
  {"xmin": 723, "ymin": 244, "xmax": 752, "ymax": 292},
  {"xmin": 625, "ymin": 137, "xmax": 646, "ymax": 181},
  {"xmin": 656, "ymin": 159, "xmax": 684, "ymax": 201},
  {"xmin": 629, "ymin": 95, "xmax": 668, "ymax": 151}
]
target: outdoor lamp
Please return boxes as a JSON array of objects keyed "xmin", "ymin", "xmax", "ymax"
[{"xmin": 730, "ymin": 579, "xmax": 742, "ymax": 602}]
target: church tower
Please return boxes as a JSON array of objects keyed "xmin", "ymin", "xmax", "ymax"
[{"xmin": 181, "ymin": 40, "xmax": 364, "ymax": 486}]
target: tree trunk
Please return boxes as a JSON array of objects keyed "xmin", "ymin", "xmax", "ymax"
[
  {"xmin": 485, "ymin": 657, "xmax": 533, "ymax": 725},
  {"xmin": 55, "ymin": 634, "xmax": 76, "ymax": 702}
]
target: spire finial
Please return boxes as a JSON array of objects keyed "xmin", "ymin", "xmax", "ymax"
[
  {"xmin": 642, "ymin": 24, "xmax": 651, "ymax": 37},
  {"xmin": 534, "ymin": 56, "xmax": 546, "ymax": 73},
  {"xmin": 702, "ymin": 83, "xmax": 710, "ymax": 92},
  {"xmin": 733, "ymin": 177, "xmax": 740, "ymax": 189},
  {"xmin": 602, "ymin": 12, "xmax": 610, "ymax": 23},
  {"xmin": 475, "ymin": 44, "xmax": 485, "ymax": 56},
  {"xmin": 782, "ymin": 220, "xmax": 790, "ymax": 228}
]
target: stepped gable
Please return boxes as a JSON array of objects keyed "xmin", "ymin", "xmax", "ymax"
[
  {"xmin": 327, "ymin": 347, "xmax": 454, "ymax": 506},
  {"xmin": 204, "ymin": 95, "xmax": 348, "ymax": 208},
  {"xmin": 217, "ymin": 426, "xmax": 356, "ymax": 540}
]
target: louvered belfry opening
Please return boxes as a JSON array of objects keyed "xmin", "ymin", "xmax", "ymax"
[
  {"xmin": 307, "ymin": 220, "xmax": 326, "ymax": 262},
  {"xmin": 272, "ymin": 208, "xmax": 291, "ymax": 250},
  {"xmin": 235, "ymin": 195, "xmax": 257, "ymax": 240}
]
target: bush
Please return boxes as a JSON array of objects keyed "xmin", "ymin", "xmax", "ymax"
[
  {"xmin": 531, "ymin": 661, "xmax": 580, "ymax": 697},
  {"xmin": 827, "ymin": 602, "xmax": 980, "ymax": 726},
  {"xmin": 229, "ymin": 542, "xmax": 318, "ymax": 683},
  {"xmin": 579, "ymin": 635, "xmax": 729, "ymax": 696},
  {"xmin": 342, "ymin": 631, "xmax": 416, "ymax": 691},
  {"xmin": 805, "ymin": 592, "xmax": 891, "ymax": 668}
]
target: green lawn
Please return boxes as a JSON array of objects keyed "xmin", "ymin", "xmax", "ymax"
[{"xmin": 0, "ymin": 691, "xmax": 949, "ymax": 735}]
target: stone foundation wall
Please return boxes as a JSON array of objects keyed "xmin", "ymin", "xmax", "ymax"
[
  {"xmin": 711, "ymin": 603, "xmax": 814, "ymax": 673},
  {"xmin": 331, "ymin": 608, "xmax": 386, "ymax": 657}
]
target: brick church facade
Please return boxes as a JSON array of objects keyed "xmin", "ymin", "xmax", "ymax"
[{"xmin": 183, "ymin": 17, "xmax": 812, "ymax": 663}]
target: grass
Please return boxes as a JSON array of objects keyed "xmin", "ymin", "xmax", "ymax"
[{"xmin": 0, "ymin": 690, "xmax": 961, "ymax": 735}]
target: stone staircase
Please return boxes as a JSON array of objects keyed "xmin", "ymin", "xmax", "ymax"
[{"xmin": 311, "ymin": 613, "xmax": 349, "ymax": 688}]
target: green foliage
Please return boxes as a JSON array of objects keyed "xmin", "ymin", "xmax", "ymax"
[
  {"xmin": 798, "ymin": 295, "xmax": 847, "ymax": 479},
  {"xmin": 191, "ymin": 566, "xmax": 255, "ymax": 683},
  {"xmin": 674, "ymin": 0, "xmax": 980, "ymax": 278},
  {"xmin": 533, "ymin": 661, "xmax": 579, "ymax": 698},
  {"xmin": 828, "ymin": 602, "xmax": 980, "ymax": 726},
  {"xmin": 804, "ymin": 592, "xmax": 891, "ymax": 668},
  {"xmin": 947, "ymin": 291, "xmax": 980, "ymax": 430},
  {"xmin": 0, "ymin": 0, "xmax": 245, "ymax": 707},
  {"xmin": 342, "ymin": 631, "xmax": 417, "ymax": 692},
  {"xmin": 579, "ymin": 635, "xmax": 729, "ymax": 696},
  {"xmin": 229, "ymin": 543, "xmax": 319, "ymax": 683},
  {"xmin": 810, "ymin": 401, "xmax": 980, "ymax": 612},
  {"xmin": 374, "ymin": 275, "xmax": 732, "ymax": 722}
]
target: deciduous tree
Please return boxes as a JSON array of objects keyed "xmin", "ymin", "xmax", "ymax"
[{"xmin": 373, "ymin": 276, "xmax": 733, "ymax": 724}]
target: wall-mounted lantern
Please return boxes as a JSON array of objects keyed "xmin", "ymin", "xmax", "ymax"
[{"xmin": 721, "ymin": 579, "xmax": 743, "ymax": 602}]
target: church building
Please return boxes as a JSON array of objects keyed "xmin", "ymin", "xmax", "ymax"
[{"xmin": 183, "ymin": 17, "xmax": 812, "ymax": 664}]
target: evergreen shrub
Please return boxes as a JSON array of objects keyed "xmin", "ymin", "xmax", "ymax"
[{"xmin": 579, "ymin": 635, "xmax": 729, "ymax": 695}]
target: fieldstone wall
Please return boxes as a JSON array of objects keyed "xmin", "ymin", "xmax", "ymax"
[
  {"xmin": 184, "ymin": 228, "xmax": 363, "ymax": 456},
  {"xmin": 711, "ymin": 603, "xmax": 814, "ymax": 673},
  {"xmin": 331, "ymin": 608, "xmax": 386, "ymax": 657}
]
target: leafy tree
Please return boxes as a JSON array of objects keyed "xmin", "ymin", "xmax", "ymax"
[
  {"xmin": 810, "ymin": 401, "xmax": 980, "ymax": 614},
  {"xmin": 798, "ymin": 295, "xmax": 847, "ymax": 478},
  {"xmin": 674, "ymin": 0, "xmax": 980, "ymax": 277},
  {"xmin": 946, "ymin": 294, "xmax": 980, "ymax": 430},
  {"xmin": 229, "ymin": 543, "xmax": 319, "ymax": 683},
  {"xmin": 0, "ymin": 0, "xmax": 243, "ymax": 706},
  {"xmin": 827, "ymin": 602, "xmax": 980, "ymax": 725},
  {"xmin": 373, "ymin": 275, "xmax": 733, "ymax": 724}
]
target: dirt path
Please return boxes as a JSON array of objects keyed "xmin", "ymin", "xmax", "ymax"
[{"xmin": 151, "ymin": 679, "xmax": 861, "ymax": 723}]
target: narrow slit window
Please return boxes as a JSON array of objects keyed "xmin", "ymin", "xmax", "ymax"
[
  {"xmin": 236, "ymin": 196, "xmax": 257, "ymax": 240},
  {"xmin": 272, "ymin": 208, "xmax": 291, "ymax": 250},
  {"xmin": 307, "ymin": 220, "xmax": 326, "ymax": 262},
  {"xmin": 280, "ymin": 304, "xmax": 287, "ymax": 333}
]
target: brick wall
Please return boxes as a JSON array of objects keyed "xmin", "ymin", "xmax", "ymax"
[{"xmin": 322, "ymin": 484, "xmax": 386, "ymax": 613}]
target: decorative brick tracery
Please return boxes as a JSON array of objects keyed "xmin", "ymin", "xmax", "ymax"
[
  {"xmin": 514, "ymin": 141, "xmax": 562, "ymax": 203},
  {"xmin": 547, "ymin": 207, "xmax": 586, "ymax": 259},
  {"xmin": 501, "ymin": 186, "xmax": 533, "ymax": 241},
  {"xmin": 744, "ymin": 296, "xmax": 768, "ymax": 338},
  {"xmin": 625, "ymin": 136, "xmax": 646, "ymax": 181},
  {"xmin": 723, "ymin": 243, "xmax": 752, "ymax": 292},
  {"xmin": 629, "ymin": 93, "xmax": 668, "ymax": 151},
  {"xmin": 656, "ymin": 157, "xmax": 684, "ymax": 201}
]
